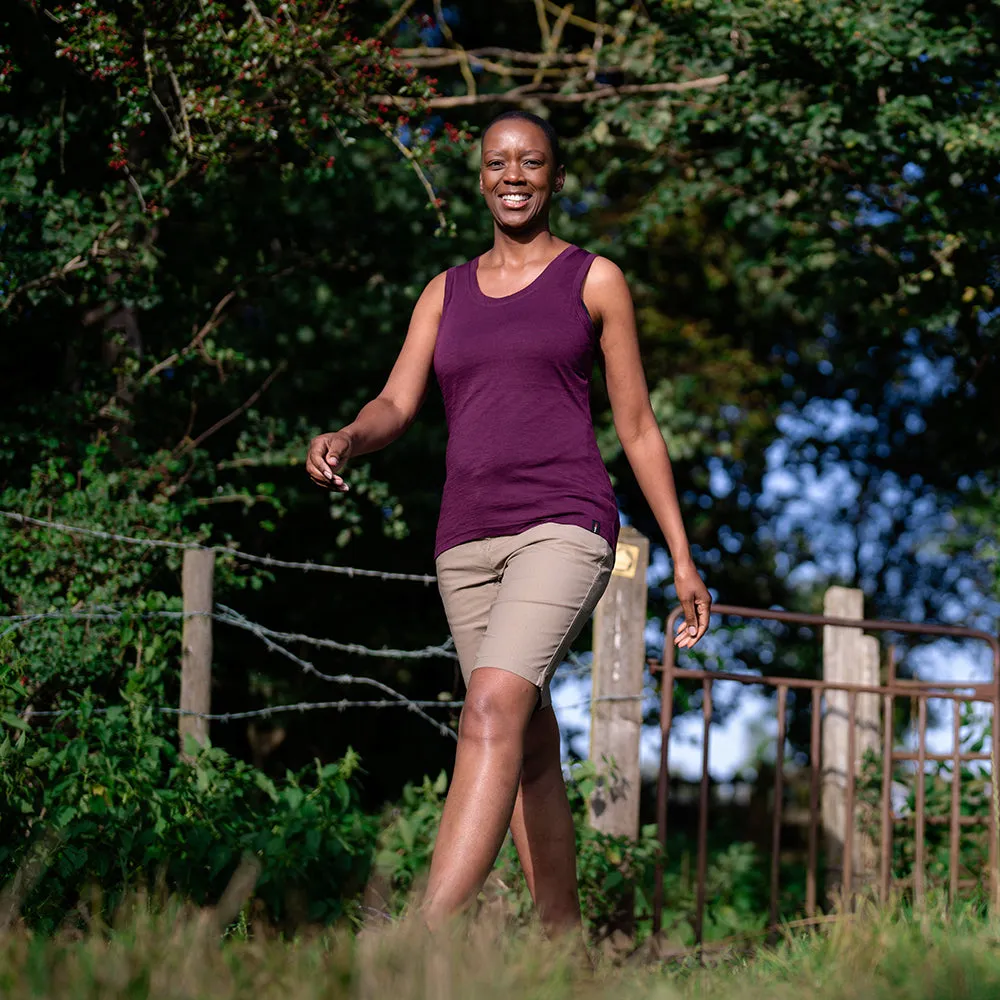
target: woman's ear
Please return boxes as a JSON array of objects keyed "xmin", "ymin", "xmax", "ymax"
[{"xmin": 554, "ymin": 164, "xmax": 566, "ymax": 193}]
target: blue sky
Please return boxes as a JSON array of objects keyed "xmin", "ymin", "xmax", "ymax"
[{"xmin": 551, "ymin": 382, "xmax": 997, "ymax": 783}]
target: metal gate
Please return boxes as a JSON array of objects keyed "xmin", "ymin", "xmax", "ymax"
[{"xmin": 651, "ymin": 604, "xmax": 1000, "ymax": 944}]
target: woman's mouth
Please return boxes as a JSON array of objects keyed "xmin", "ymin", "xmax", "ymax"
[{"xmin": 498, "ymin": 192, "xmax": 531, "ymax": 209}]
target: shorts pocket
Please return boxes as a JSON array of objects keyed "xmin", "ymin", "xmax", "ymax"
[{"xmin": 545, "ymin": 521, "xmax": 614, "ymax": 567}]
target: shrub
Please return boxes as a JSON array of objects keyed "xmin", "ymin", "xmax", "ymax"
[
  {"xmin": 0, "ymin": 689, "xmax": 376, "ymax": 932},
  {"xmin": 371, "ymin": 757, "xmax": 769, "ymax": 945}
]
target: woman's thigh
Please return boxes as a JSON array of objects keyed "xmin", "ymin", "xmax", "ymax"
[
  {"xmin": 474, "ymin": 523, "xmax": 614, "ymax": 710},
  {"xmin": 435, "ymin": 538, "xmax": 500, "ymax": 689}
]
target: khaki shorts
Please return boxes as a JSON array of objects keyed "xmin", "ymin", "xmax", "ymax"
[{"xmin": 435, "ymin": 522, "xmax": 615, "ymax": 710}]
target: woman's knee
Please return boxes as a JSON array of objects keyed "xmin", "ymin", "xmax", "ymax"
[{"xmin": 459, "ymin": 668, "xmax": 538, "ymax": 744}]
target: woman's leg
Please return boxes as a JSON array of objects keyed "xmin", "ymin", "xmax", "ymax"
[
  {"xmin": 509, "ymin": 706, "xmax": 581, "ymax": 937},
  {"xmin": 419, "ymin": 666, "xmax": 540, "ymax": 929}
]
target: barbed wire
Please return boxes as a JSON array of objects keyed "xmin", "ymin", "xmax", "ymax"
[
  {"xmin": 7, "ymin": 603, "xmax": 632, "ymax": 734},
  {"xmin": 4, "ymin": 603, "xmax": 460, "ymax": 739},
  {"xmin": 561, "ymin": 650, "xmax": 594, "ymax": 679},
  {"xmin": 0, "ymin": 510, "xmax": 437, "ymax": 584},
  {"xmin": 22, "ymin": 698, "xmax": 464, "ymax": 722},
  {"xmin": 4, "ymin": 603, "xmax": 642, "ymax": 733},
  {"xmin": 1, "ymin": 605, "xmax": 457, "ymax": 662},
  {"xmin": 22, "ymin": 692, "xmax": 637, "ymax": 722},
  {"xmin": 558, "ymin": 692, "xmax": 655, "ymax": 712},
  {"xmin": 0, "ymin": 609, "xmax": 197, "ymax": 641},
  {"xmin": 215, "ymin": 605, "xmax": 458, "ymax": 739},
  {"xmin": 215, "ymin": 606, "xmax": 457, "ymax": 661}
]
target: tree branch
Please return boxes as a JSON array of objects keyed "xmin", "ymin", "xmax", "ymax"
[
  {"xmin": 377, "ymin": 0, "xmax": 419, "ymax": 40},
  {"xmin": 532, "ymin": 1, "xmax": 572, "ymax": 88},
  {"xmin": 1, "ymin": 222, "xmax": 122, "ymax": 312},
  {"xmin": 433, "ymin": 0, "xmax": 476, "ymax": 97},
  {"xmin": 165, "ymin": 59, "xmax": 193, "ymax": 155},
  {"xmin": 217, "ymin": 450, "xmax": 301, "ymax": 470},
  {"xmin": 587, "ymin": 1, "xmax": 605, "ymax": 82},
  {"xmin": 369, "ymin": 74, "xmax": 729, "ymax": 109},
  {"xmin": 395, "ymin": 47, "xmax": 593, "ymax": 65},
  {"xmin": 245, "ymin": 0, "xmax": 267, "ymax": 29},
  {"xmin": 373, "ymin": 117, "xmax": 449, "ymax": 232},
  {"xmin": 125, "ymin": 169, "xmax": 147, "ymax": 213},
  {"xmin": 193, "ymin": 493, "xmax": 276, "ymax": 506},
  {"xmin": 533, "ymin": 0, "xmax": 552, "ymax": 50},
  {"xmin": 541, "ymin": 0, "xmax": 618, "ymax": 38},
  {"xmin": 401, "ymin": 55, "xmax": 569, "ymax": 78},
  {"xmin": 175, "ymin": 361, "xmax": 287, "ymax": 459},
  {"xmin": 97, "ymin": 291, "xmax": 235, "ymax": 420},
  {"xmin": 141, "ymin": 291, "xmax": 236, "ymax": 386}
]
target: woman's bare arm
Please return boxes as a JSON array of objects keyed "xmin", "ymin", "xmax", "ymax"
[
  {"xmin": 305, "ymin": 271, "xmax": 446, "ymax": 491},
  {"xmin": 583, "ymin": 257, "xmax": 711, "ymax": 647}
]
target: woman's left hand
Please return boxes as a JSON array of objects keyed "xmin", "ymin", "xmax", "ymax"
[{"xmin": 673, "ymin": 562, "xmax": 712, "ymax": 649}]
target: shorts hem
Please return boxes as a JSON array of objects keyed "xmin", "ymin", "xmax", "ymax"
[{"xmin": 471, "ymin": 550, "xmax": 612, "ymax": 710}]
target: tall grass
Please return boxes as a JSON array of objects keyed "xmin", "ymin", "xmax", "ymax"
[{"xmin": 1, "ymin": 893, "xmax": 999, "ymax": 999}]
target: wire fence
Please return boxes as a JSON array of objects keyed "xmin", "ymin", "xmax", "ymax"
[
  {"xmin": 3, "ymin": 604, "xmax": 462, "ymax": 739},
  {"xmin": 1, "ymin": 510, "xmax": 615, "ymax": 742},
  {"xmin": 2, "ymin": 601, "xmax": 620, "ymax": 738},
  {"xmin": 0, "ymin": 510, "xmax": 437, "ymax": 584}
]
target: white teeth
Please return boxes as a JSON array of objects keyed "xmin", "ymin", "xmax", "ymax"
[{"xmin": 501, "ymin": 194, "xmax": 529, "ymax": 202}]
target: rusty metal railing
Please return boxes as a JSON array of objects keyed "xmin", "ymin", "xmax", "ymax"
[{"xmin": 651, "ymin": 603, "xmax": 1000, "ymax": 944}]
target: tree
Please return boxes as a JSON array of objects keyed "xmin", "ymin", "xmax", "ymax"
[{"xmin": 3, "ymin": 0, "xmax": 997, "ymax": 801}]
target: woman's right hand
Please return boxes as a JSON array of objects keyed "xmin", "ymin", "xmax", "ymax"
[{"xmin": 305, "ymin": 431, "xmax": 353, "ymax": 492}]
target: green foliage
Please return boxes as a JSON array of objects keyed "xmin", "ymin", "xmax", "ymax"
[
  {"xmin": 2, "ymin": 0, "xmax": 998, "ymax": 917},
  {"xmin": 0, "ymin": 434, "xmax": 272, "ymax": 707},
  {"xmin": 857, "ymin": 743, "xmax": 993, "ymax": 898},
  {"xmin": 557, "ymin": 759, "xmax": 767, "ymax": 945},
  {"xmin": 1, "ymin": 0, "xmax": 451, "ymax": 313},
  {"xmin": 953, "ymin": 488, "xmax": 1000, "ymax": 601},
  {"xmin": 373, "ymin": 769, "xmax": 449, "ymax": 902},
  {"xmin": 374, "ymin": 758, "xmax": 770, "ymax": 944},
  {"xmin": 0, "ymin": 685, "xmax": 376, "ymax": 932}
]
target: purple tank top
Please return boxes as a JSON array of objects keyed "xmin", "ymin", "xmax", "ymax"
[{"xmin": 432, "ymin": 244, "xmax": 620, "ymax": 559}]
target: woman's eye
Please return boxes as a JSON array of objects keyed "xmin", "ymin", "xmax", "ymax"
[
  {"xmin": 488, "ymin": 160, "xmax": 504, "ymax": 168},
  {"xmin": 524, "ymin": 160, "xmax": 542, "ymax": 167}
]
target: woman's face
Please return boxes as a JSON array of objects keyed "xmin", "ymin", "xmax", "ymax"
[{"xmin": 479, "ymin": 119, "xmax": 564, "ymax": 231}]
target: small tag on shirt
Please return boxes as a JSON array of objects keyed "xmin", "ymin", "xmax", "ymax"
[{"xmin": 591, "ymin": 520, "xmax": 600, "ymax": 534}]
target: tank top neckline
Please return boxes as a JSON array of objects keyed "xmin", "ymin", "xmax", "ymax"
[{"xmin": 471, "ymin": 243, "xmax": 578, "ymax": 306}]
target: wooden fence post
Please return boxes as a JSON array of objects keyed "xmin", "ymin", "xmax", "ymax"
[
  {"xmin": 588, "ymin": 525, "xmax": 649, "ymax": 839},
  {"xmin": 180, "ymin": 548, "xmax": 214, "ymax": 757},
  {"xmin": 821, "ymin": 586, "xmax": 880, "ymax": 900}
]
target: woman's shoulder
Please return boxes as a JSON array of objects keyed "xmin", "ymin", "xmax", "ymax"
[
  {"xmin": 563, "ymin": 245, "xmax": 625, "ymax": 283},
  {"xmin": 582, "ymin": 253, "xmax": 627, "ymax": 285}
]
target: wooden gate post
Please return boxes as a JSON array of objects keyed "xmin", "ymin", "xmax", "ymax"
[
  {"xmin": 821, "ymin": 586, "xmax": 880, "ymax": 900},
  {"xmin": 588, "ymin": 525, "xmax": 649, "ymax": 839},
  {"xmin": 180, "ymin": 548, "xmax": 214, "ymax": 757}
]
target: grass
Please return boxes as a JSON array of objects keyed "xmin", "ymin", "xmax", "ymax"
[{"xmin": 1, "ymin": 894, "xmax": 999, "ymax": 999}]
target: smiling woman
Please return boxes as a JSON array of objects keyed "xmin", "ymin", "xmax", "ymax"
[
  {"xmin": 478, "ymin": 111, "xmax": 564, "ymax": 238},
  {"xmin": 305, "ymin": 110, "xmax": 711, "ymax": 949}
]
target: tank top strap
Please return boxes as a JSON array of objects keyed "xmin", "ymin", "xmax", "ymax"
[
  {"xmin": 442, "ymin": 259, "xmax": 474, "ymax": 319},
  {"xmin": 562, "ymin": 245, "xmax": 598, "ymax": 301},
  {"xmin": 539, "ymin": 244, "xmax": 598, "ymax": 333}
]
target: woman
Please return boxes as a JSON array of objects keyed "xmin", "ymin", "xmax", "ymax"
[{"xmin": 306, "ymin": 111, "xmax": 712, "ymax": 938}]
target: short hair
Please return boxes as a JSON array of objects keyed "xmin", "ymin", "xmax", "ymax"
[{"xmin": 481, "ymin": 111, "xmax": 562, "ymax": 167}]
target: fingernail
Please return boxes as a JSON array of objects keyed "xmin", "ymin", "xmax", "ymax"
[
  {"xmin": 323, "ymin": 469, "xmax": 332, "ymax": 480},
  {"xmin": 688, "ymin": 626, "xmax": 696, "ymax": 635}
]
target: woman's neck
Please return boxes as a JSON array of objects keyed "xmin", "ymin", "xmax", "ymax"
[{"xmin": 488, "ymin": 223, "xmax": 560, "ymax": 266}]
